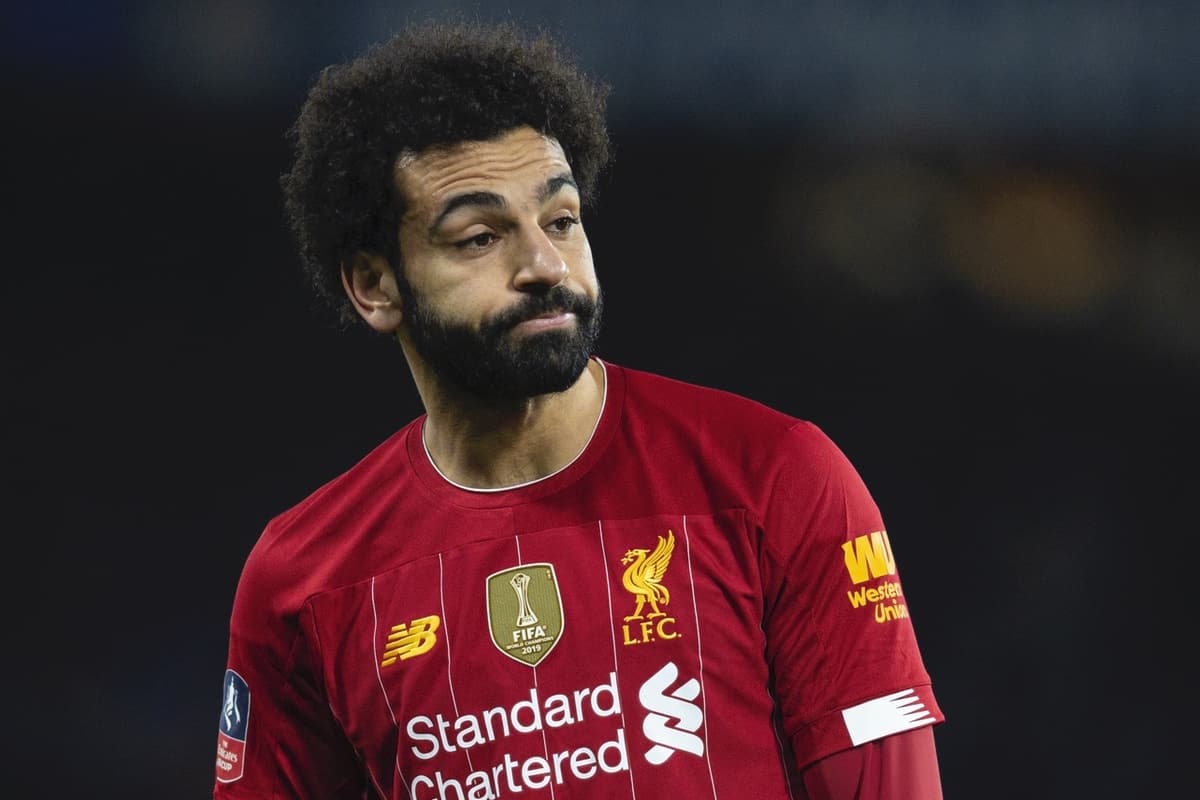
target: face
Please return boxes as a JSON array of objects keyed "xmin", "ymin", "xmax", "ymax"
[{"xmin": 391, "ymin": 127, "xmax": 602, "ymax": 401}]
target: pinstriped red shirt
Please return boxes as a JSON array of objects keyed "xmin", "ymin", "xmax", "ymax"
[{"xmin": 215, "ymin": 361, "xmax": 943, "ymax": 799}]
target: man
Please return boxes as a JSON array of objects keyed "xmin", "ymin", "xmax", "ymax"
[{"xmin": 215, "ymin": 18, "xmax": 945, "ymax": 800}]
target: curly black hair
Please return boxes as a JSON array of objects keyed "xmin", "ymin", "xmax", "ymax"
[{"xmin": 281, "ymin": 18, "xmax": 612, "ymax": 326}]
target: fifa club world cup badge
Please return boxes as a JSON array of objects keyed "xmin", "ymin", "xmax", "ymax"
[
  {"xmin": 486, "ymin": 563, "xmax": 564, "ymax": 666},
  {"xmin": 216, "ymin": 669, "xmax": 250, "ymax": 782}
]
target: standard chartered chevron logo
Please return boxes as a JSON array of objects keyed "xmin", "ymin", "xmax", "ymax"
[{"xmin": 638, "ymin": 661, "xmax": 704, "ymax": 764}]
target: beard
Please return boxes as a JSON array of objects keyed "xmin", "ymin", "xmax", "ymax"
[{"xmin": 398, "ymin": 280, "xmax": 603, "ymax": 402}]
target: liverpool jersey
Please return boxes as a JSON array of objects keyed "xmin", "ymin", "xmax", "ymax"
[{"xmin": 215, "ymin": 361, "xmax": 943, "ymax": 799}]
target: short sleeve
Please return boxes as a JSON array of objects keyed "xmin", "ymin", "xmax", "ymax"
[
  {"xmin": 758, "ymin": 422, "xmax": 943, "ymax": 770},
  {"xmin": 213, "ymin": 528, "xmax": 367, "ymax": 799}
]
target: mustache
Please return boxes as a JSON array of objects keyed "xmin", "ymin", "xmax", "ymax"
[{"xmin": 486, "ymin": 286, "xmax": 595, "ymax": 333}]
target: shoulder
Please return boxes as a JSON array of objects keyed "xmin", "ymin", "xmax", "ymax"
[
  {"xmin": 234, "ymin": 419, "xmax": 420, "ymax": 612},
  {"xmin": 606, "ymin": 363, "xmax": 851, "ymax": 509},
  {"xmin": 612, "ymin": 362, "xmax": 835, "ymax": 451}
]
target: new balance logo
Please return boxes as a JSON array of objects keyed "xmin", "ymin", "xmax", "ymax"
[
  {"xmin": 638, "ymin": 661, "xmax": 704, "ymax": 764},
  {"xmin": 381, "ymin": 615, "xmax": 440, "ymax": 666},
  {"xmin": 842, "ymin": 530, "xmax": 896, "ymax": 584}
]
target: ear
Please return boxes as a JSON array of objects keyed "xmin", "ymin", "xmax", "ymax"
[{"xmin": 341, "ymin": 251, "xmax": 405, "ymax": 333}]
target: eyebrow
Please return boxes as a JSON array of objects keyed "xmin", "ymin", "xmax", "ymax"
[
  {"xmin": 539, "ymin": 172, "xmax": 578, "ymax": 203},
  {"xmin": 429, "ymin": 191, "xmax": 505, "ymax": 237},
  {"xmin": 428, "ymin": 172, "xmax": 579, "ymax": 237}
]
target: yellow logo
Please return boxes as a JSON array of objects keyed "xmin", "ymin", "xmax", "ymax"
[
  {"xmin": 842, "ymin": 531, "xmax": 908, "ymax": 624},
  {"xmin": 381, "ymin": 615, "xmax": 440, "ymax": 667},
  {"xmin": 620, "ymin": 529, "xmax": 680, "ymax": 645},
  {"xmin": 841, "ymin": 530, "xmax": 896, "ymax": 584}
]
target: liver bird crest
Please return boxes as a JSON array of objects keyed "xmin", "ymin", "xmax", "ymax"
[{"xmin": 620, "ymin": 529, "xmax": 676, "ymax": 621}]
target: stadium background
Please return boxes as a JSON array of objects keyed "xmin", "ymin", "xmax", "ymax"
[{"xmin": 7, "ymin": 1, "xmax": 1196, "ymax": 797}]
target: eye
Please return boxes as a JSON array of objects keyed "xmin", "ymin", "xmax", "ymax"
[
  {"xmin": 456, "ymin": 231, "xmax": 497, "ymax": 250},
  {"xmin": 547, "ymin": 215, "xmax": 579, "ymax": 235}
]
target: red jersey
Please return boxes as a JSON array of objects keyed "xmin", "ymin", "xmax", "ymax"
[{"xmin": 215, "ymin": 361, "xmax": 943, "ymax": 799}]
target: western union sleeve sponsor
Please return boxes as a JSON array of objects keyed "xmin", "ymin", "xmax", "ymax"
[
  {"xmin": 841, "ymin": 530, "xmax": 897, "ymax": 584},
  {"xmin": 846, "ymin": 580, "xmax": 904, "ymax": 609},
  {"xmin": 842, "ymin": 532, "xmax": 909, "ymax": 623}
]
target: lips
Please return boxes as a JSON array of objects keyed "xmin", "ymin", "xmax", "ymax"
[
  {"xmin": 514, "ymin": 311, "xmax": 575, "ymax": 331},
  {"xmin": 488, "ymin": 285, "xmax": 593, "ymax": 335},
  {"xmin": 527, "ymin": 309, "xmax": 572, "ymax": 321},
  {"xmin": 506, "ymin": 299, "xmax": 581, "ymax": 329}
]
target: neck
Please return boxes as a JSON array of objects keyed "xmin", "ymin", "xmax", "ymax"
[{"xmin": 413, "ymin": 357, "xmax": 606, "ymax": 490}]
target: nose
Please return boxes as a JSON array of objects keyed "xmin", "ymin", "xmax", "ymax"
[{"xmin": 513, "ymin": 226, "xmax": 569, "ymax": 289}]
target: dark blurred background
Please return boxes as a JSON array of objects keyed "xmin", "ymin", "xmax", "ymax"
[{"xmin": 6, "ymin": 1, "xmax": 1197, "ymax": 797}]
